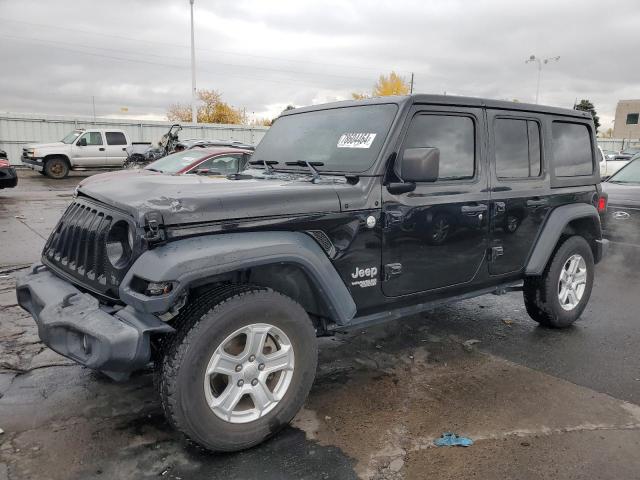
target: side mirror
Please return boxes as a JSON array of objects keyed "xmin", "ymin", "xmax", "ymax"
[
  {"xmin": 195, "ymin": 168, "xmax": 210, "ymax": 175},
  {"xmin": 77, "ymin": 138, "xmax": 87, "ymax": 147},
  {"xmin": 398, "ymin": 147, "xmax": 440, "ymax": 182}
]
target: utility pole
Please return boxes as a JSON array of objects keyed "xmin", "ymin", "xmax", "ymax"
[
  {"xmin": 190, "ymin": 0, "xmax": 197, "ymax": 124},
  {"xmin": 410, "ymin": 72, "xmax": 414, "ymax": 94},
  {"xmin": 525, "ymin": 55, "xmax": 560, "ymax": 104}
]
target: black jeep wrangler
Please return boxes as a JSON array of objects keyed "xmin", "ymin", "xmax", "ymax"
[{"xmin": 17, "ymin": 95, "xmax": 608, "ymax": 452}]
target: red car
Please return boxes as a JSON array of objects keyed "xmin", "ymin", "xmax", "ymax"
[
  {"xmin": 145, "ymin": 147, "xmax": 253, "ymax": 175},
  {"xmin": 79, "ymin": 147, "xmax": 253, "ymax": 187},
  {"xmin": 0, "ymin": 154, "xmax": 18, "ymax": 189}
]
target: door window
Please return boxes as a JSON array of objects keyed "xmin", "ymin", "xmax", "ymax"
[
  {"xmin": 191, "ymin": 155, "xmax": 240, "ymax": 174},
  {"xmin": 77, "ymin": 132, "xmax": 103, "ymax": 146},
  {"xmin": 105, "ymin": 132, "xmax": 127, "ymax": 145},
  {"xmin": 403, "ymin": 114, "xmax": 475, "ymax": 180},
  {"xmin": 552, "ymin": 122, "xmax": 593, "ymax": 176},
  {"xmin": 494, "ymin": 119, "xmax": 541, "ymax": 178}
]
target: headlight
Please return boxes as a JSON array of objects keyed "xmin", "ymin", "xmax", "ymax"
[{"xmin": 106, "ymin": 221, "xmax": 134, "ymax": 268}]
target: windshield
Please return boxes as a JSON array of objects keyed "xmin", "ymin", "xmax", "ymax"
[
  {"xmin": 253, "ymin": 104, "xmax": 398, "ymax": 173},
  {"xmin": 609, "ymin": 159, "xmax": 640, "ymax": 184},
  {"xmin": 61, "ymin": 130, "xmax": 83, "ymax": 144},
  {"xmin": 145, "ymin": 150, "xmax": 211, "ymax": 173}
]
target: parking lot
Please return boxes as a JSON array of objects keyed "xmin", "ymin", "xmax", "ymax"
[{"xmin": 2, "ymin": 170, "xmax": 640, "ymax": 479}]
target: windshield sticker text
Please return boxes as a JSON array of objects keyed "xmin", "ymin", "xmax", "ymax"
[{"xmin": 337, "ymin": 133, "xmax": 377, "ymax": 149}]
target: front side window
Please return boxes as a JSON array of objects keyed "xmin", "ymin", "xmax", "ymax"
[
  {"xmin": 608, "ymin": 159, "xmax": 640, "ymax": 184},
  {"xmin": 190, "ymin": 155, "xmax": 240, "ymax": 174},
  {"xmin": 78, "ymin": 132, "xmax": 103, "ymax": 146},
  {"xmin": 105, "ymin": 132, "xmax": 127, "ymax": 145},
  {"xmin": 552, "ymin": 122, "xmax": 593, "ymax": 177},
  {"xmin": 494, "ymin": 118, "xmax": 541, "ymax": 178},
  {"xmin": 626, "ymin": 113, "xmax": 639, "ymax": 125},
  {"xmin": 403, "ymin": 114, "xmax": 475, "ymax": 181}
]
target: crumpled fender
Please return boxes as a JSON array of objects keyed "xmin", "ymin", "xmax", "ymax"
[{"xmin": 120, "ymin": 231, "xmax": 357, "ymax": 325}]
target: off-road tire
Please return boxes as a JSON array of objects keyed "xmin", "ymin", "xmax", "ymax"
[
  {"xmin": 158, "ymin": 285, "xmax": 318, "ymax": 452},
  {"xmin": 523, "ymin": 235, "xmax": 594, "ymax": 328},
  {"xmin": 44, "ymin": 157, "xmax": 69, "ymax": 179}
]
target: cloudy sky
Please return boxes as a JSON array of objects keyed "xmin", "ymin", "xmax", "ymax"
[{"xmin": 0, "ymin": 0, "xmax": 638, "ymax": 129}]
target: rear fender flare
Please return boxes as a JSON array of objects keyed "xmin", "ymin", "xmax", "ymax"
[{"xmin": 525, "ymin": 203, "xmax": 601, "ymax": 276}]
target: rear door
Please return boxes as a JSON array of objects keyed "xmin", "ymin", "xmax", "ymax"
[
  {"xmin": 104, "ymin": 131, "xmax": 129, "ymax": 166},
  {"xmin": 487, "ymin": 111, "xmax": 551, "ymax": 275},
  {"xmin": 381, "ymin": 106, "xmax": 490, "ymax": 296}
]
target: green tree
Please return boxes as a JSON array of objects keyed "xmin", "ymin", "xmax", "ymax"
[{"xmin": 574, "ymin": 99, "xmax": 600, "ymax": 133}]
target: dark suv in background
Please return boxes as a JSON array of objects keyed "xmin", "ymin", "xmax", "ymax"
[{"xmin": 17, "ymin": 95, "xmax": 607, "ymax": 452}]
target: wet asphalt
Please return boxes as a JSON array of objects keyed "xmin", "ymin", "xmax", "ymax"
[{"xmin": 1, "ymin": 170, "xmax": 640, "ymax": 480}]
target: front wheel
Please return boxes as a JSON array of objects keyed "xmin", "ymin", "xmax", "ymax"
[
  {"xmin": 158, "ymin": 286, "xmax": 317, "ymax": 452},
  {"xmin": 523, "ymin": 235, "xmax": 594, "ymax": 328},
  {"xmin": 44, "ymin": 157, "xmax": 69, "ymax": 179}
]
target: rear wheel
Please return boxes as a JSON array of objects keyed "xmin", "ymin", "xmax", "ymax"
[
  {"xmin": 44, "ymin": 157, "xmax": 69, "ymax": 179},
  {"xmin": 523, "ymin": 235, "xmax": 594, "ymax": 328},
  {"xmin": 158, "ymin": 286, "xmax": 317, "ymax": 452}
]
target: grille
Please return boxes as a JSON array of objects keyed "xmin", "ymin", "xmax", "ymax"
[{"xmin": 42, "ymin": 198, "xmax": 130, "ymax": 300}]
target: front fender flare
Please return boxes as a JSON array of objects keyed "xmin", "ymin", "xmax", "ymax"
[
  {"xmin": 119, "ymin": 232, "xmax": 357, "ymax": 325},
  {"xmin": 525, "ymin": 203, "xmax": 602, "ymax": 276}
]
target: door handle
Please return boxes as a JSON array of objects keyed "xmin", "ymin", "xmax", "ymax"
[
  {"xmin": 526, "ymin": 198, "xmax": 548, "ymax": 207},
  {"xmin": 461, "ymin": 204, "xmax": 488, "ymax": 214},
  {"xmin": 122, "ymin": 147, "xmax": 127, "ymax": 151},
  {"xmin": 99, "ymin": 147, "xmax": 105, "ymax": 151}
]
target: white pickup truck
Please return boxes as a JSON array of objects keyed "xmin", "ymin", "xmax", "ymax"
[{"xmin": 21, "ymin": 129, "xmax": 138, "ymax": 179}]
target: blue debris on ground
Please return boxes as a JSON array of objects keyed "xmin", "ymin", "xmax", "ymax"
[{"xmin": 434, "ymin": 432, "xmax": 474, "ymax": 447}]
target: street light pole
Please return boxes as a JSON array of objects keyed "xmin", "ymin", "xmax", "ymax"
[
  {"xmin": 525, "ymin": 55, "xmax": 560, "ymax": 104},
  {"xmin": 190, "ymin": 0, "xmax": 197, "ymax": 123}
]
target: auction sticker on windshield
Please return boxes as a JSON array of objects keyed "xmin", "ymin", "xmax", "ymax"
[{"xmin": 337, "ymin": 133, "xmax": 377, "ymax": 149}]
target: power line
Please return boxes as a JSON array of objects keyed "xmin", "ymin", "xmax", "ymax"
[
  {"xmin": 0, "ymin": 17, "xmax": 398, "ymax": 75},
  {"xmin": 0, "ymin": 32, "xmax": 376, "ymax": 84},
  {"xmin": 0, "ymin": 35, "xmax": 370, "ymax": 90}
]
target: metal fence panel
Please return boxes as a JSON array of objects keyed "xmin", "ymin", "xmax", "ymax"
[{"xmin": 0, "ymin": 112, "xmax": 269, "ymax": 165}]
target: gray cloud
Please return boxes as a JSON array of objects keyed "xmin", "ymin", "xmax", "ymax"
[{"xmin": 0, "ymin": 0, "xmax": 638, "ymax": 128}]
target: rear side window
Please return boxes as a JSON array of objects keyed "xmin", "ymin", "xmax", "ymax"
[
  {"xmin": 404, "ymin": 114, "xmax": 475, "ymax": 181},
  {"xmin": 105, "ymin": 132, "xmax": 127, "ymax": 145},
  {"xmin": 552, "ymin": 122, "xmax": 593, "ymax": 177},
  {"xmin": 494, "ymin": 118, "xmax": 541, "ymax": 178}
]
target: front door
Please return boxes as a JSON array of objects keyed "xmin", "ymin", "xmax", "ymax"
[
  {"xmin": 381, "ymin": 107, "xmax": 489, "ymax": 297},
  {"xmin": 72, "ymin": 132, "xmax": 106, "ymax": 166},
  {"xmin": 487, "ymin": 110, "xmax": 551, "ymax": 275}
]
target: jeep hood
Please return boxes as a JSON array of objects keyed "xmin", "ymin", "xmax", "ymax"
[{"xmin": 78, "ymin": 172, "xmax": 342, "ymax": 225}]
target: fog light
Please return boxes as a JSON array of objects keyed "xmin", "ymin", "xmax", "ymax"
[{"xmin": 145, "ymin": 282, "xmax": 173, "ymax": 296}]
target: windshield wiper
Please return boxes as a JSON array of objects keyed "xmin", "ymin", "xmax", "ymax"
[
  {"xmin": 249, "ymin": 159, "xmax": 279, "ymax": 173},
  {"xmin": 285, "ymin": 160, "xmax": 324, "ymax": 183},
  {"xmin": 145, "ymin": 167, "xmax": 161, "ymax": 172}
]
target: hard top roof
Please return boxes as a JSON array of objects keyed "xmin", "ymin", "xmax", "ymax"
[{"xmin": 281, "ymin": 94, "xmax": 591, "ymax": 120}]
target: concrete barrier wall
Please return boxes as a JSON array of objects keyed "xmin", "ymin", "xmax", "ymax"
[{"xmin": 0, "ymin": 112, "xmax": 269, "ymax": 164}]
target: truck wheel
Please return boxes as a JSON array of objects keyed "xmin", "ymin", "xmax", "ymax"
[
  {"xmin": 158, "ymin": 286, "xmax": 317, "ymax": 452},
  {"xmin": 523, "ymin": 235, "xmax": 594, "ymax": 328},
  {"xmin": 44, "ymin": 158, "xmax": 69, "ymax": 179}
]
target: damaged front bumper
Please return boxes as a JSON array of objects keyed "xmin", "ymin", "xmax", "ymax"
[{"xmin": 16, "ymin": 264, "xmax": 174, "ymax": 380}]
